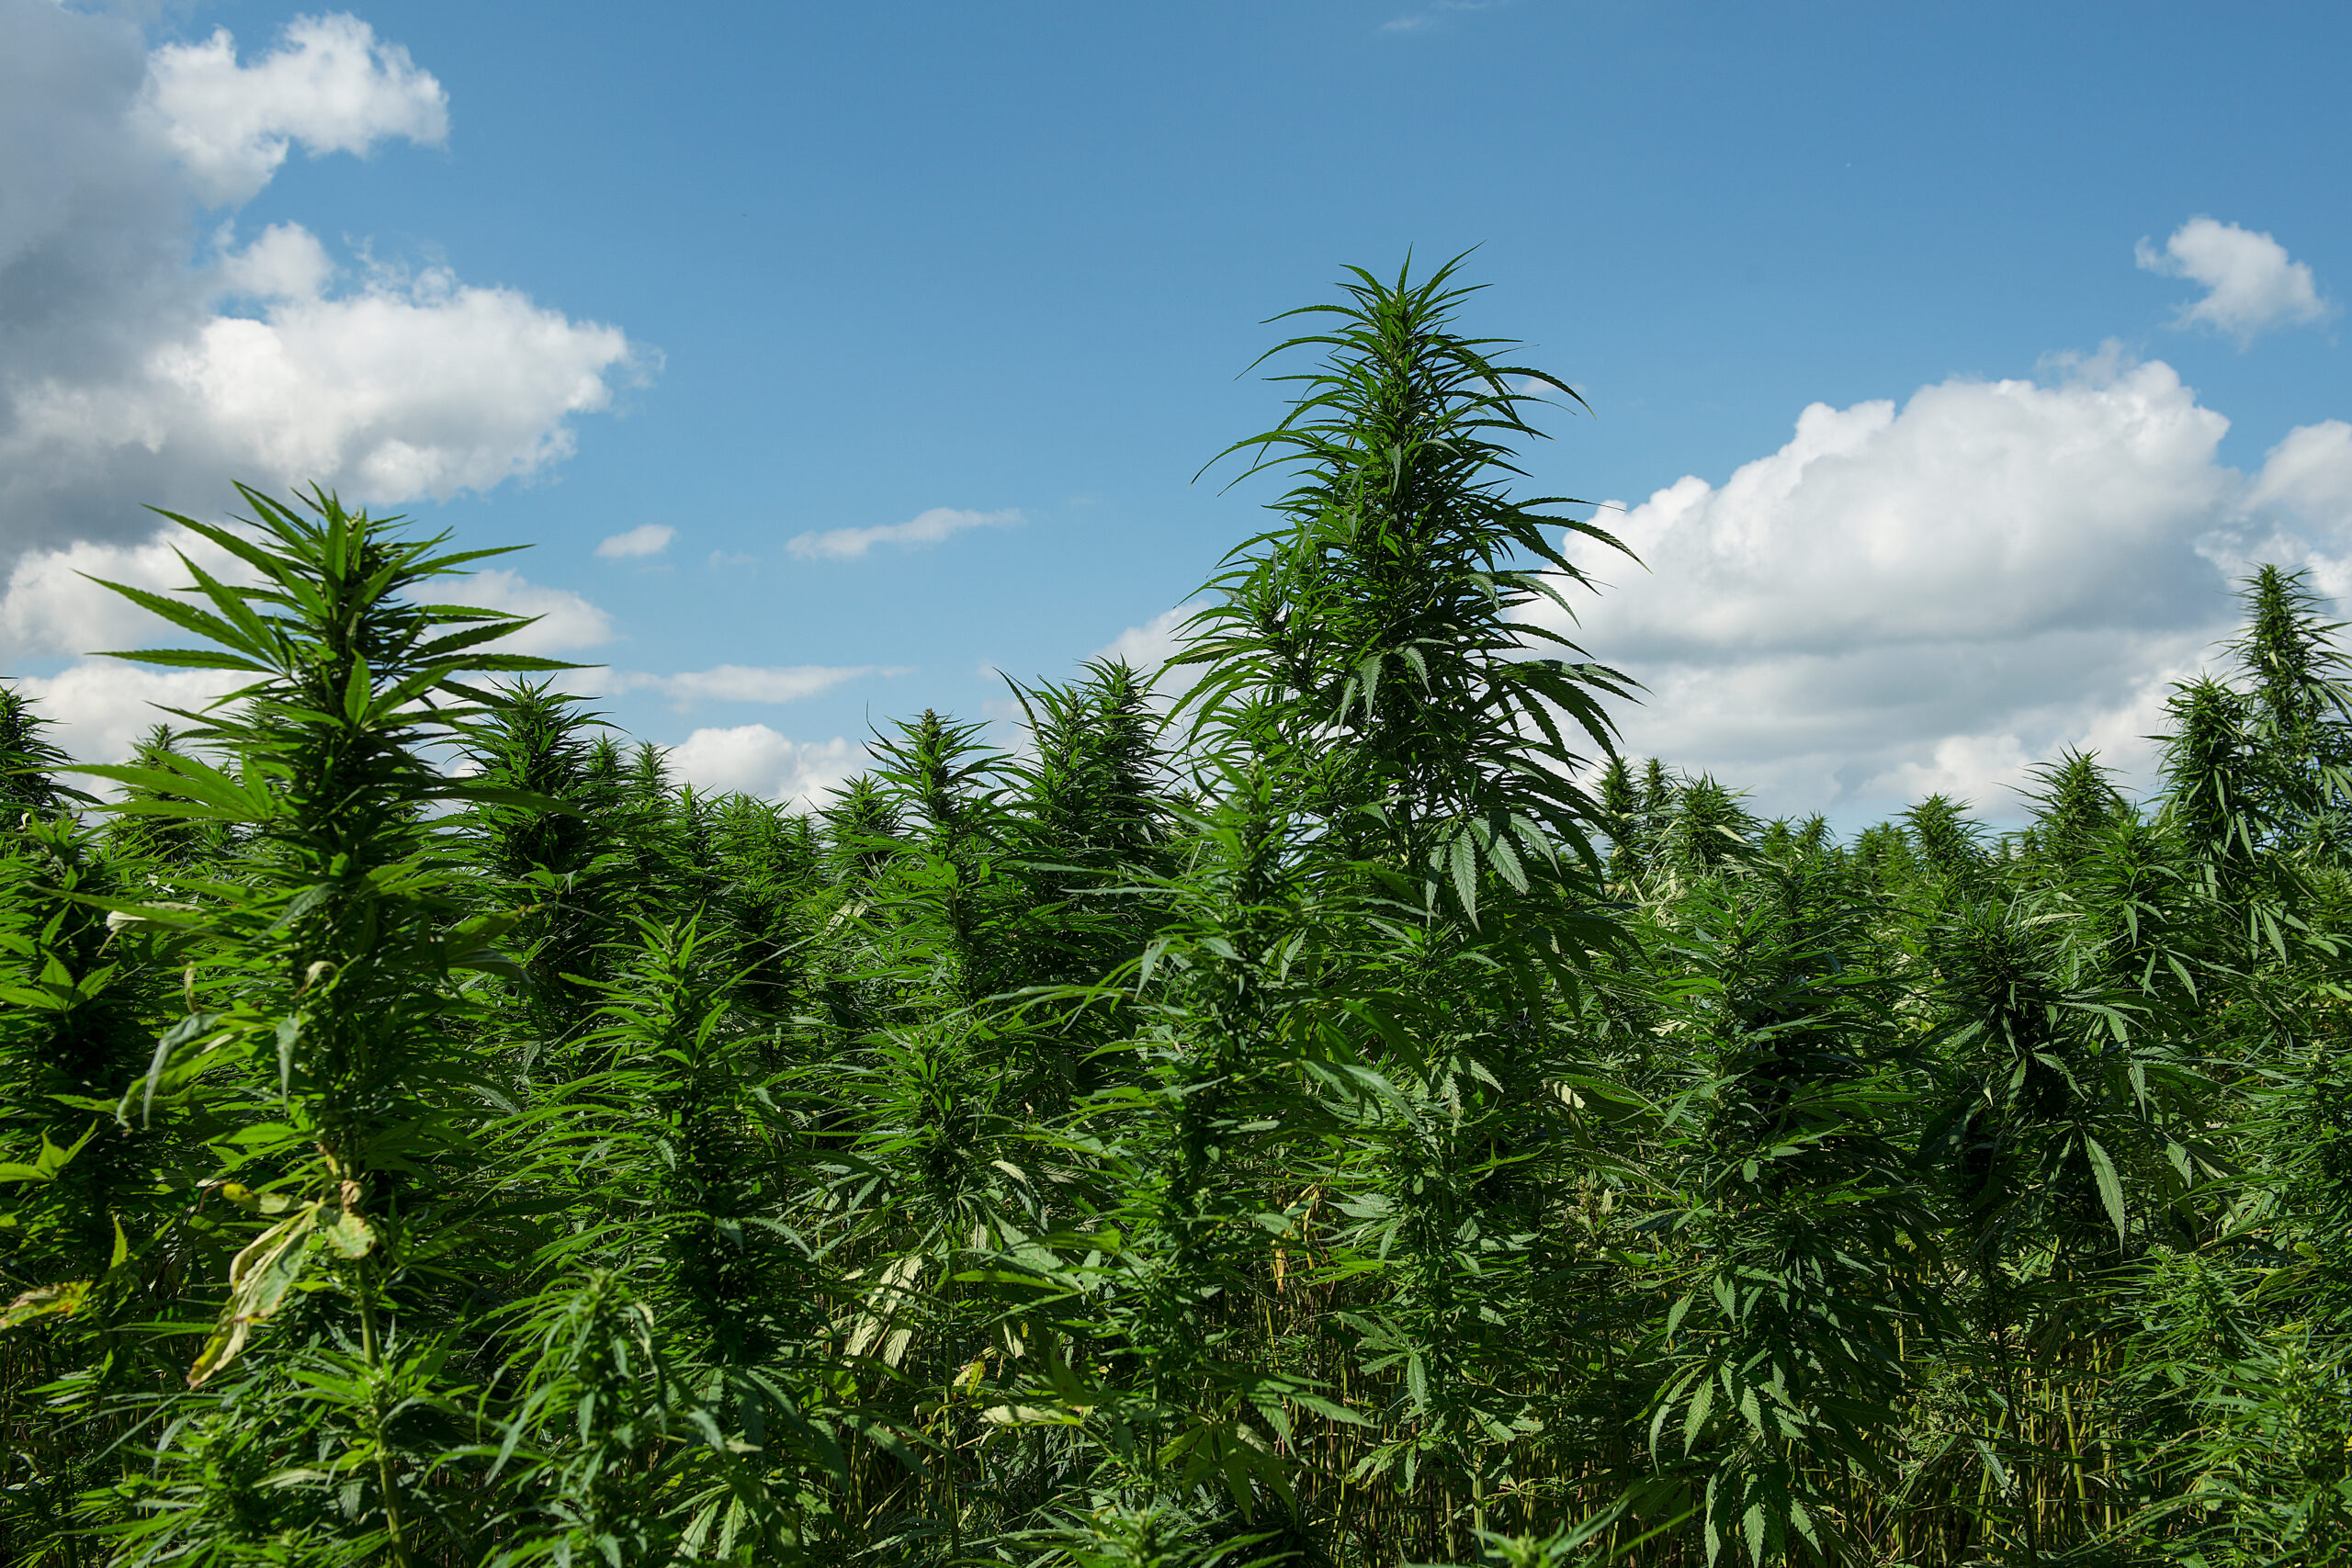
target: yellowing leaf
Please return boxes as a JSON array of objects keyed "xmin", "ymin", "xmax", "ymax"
[
  {"xmin": 2, "ymin": 1280, "xmax": 91, "ymax": 1330},
  {"xmin": 187, "ymin": 1202, "xmax": 322, "ymax": 1387},
  {"xmin": 322, "ymin": 1208, "xmax": 376, "ymax": 1260}
]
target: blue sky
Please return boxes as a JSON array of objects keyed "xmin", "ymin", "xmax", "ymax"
[{"xmin": 6, "ymin": 0, "xmax": 2349, "ymax": 823}]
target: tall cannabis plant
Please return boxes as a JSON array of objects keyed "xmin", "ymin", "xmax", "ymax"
[
  {"xmin": 1174, "ymin": 255, "xmax": 1633, "ymax": 930},
  {"xmin": 74, "ymin": 486, "xmax": 570, "ymax": 1565}
]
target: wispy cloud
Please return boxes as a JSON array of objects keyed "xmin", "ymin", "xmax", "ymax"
[
  {"xmin": 596, "ymin": 523, "xmax": 674, "ymax": 558},
  {"xmin": 1380, "ymin": 0, "xmax": 1507, "ymax": 34},
  {"xmin": 786, "ymin": 506, "xmax": 1020, "ymax": 562},
  {"xmin": 603, "ymin": 663, "xmax": 904, "ymax": 705}
]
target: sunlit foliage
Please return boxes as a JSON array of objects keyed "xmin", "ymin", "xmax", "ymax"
[{"xmin": 6, "ymin": 264, "xmax": 2352, "ymax": 1568}]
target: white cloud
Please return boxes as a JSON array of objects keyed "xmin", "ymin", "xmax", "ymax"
[
  {"xmin": 786, "ymin": 507, "xmax": 1020, "ymax": 562},
  {"xmin": 1575, "ymin": 350, "xmax": 2232, "ymax": 657},
  {"xmin": 8, "ymin": 237, "xmax": 639, "ymax": 506},
  {"xmin": 1091, "ymin": 604, "xmax": 1198, "ymax": 671},
  {"xmin": 216, "ymin": 220, "xmax": 334, "ymax": 302},
  {"xmin": 1540, "ymin": 349, "xmax": 2352, "ymax": 822},
  {"xmin": 2213, "ymin": 419, "xmax": 2352, "ymax": 601},
  {"xmin": 596, "ymin": 523, "xmax": 674, "ymax": 559},
  {"xmin": 0, "ymin": 527, "xmax": 612, "ymax": 666},
  {"xmin": 1, "ymin": 529, "xmax": 243, "ymax": 665},
  {"xmin": 2245, "ymin": 419, "xmax": 2352, "ymax": 522},
  {"xmin": 2135, "ymin": 217, "xmax": 2335, "ymax": 344},
  {"xmin": 1, "ymin": 525, "xmax": 615, "ymax": 770},
  {"xmin": 0, "ymin": 6, "xmax": 642, "ymax": 558},
  {"xmin": 0, "ymin": 530, "xmax": 345, "ymax": 773},
  {"xmin": 601, "ymin": 663, "xmax": 899, "ymax": 705},
  {"xmin": 16, "ymin": 662, "xmax": 251, "ymax": 774},
  {"xmin": 434, "ymin": 568, "xmax": 615, "ymax": 656},
  {"xmin": 665, "ymin": 725, "xmax": 859, "ymax": 808},
  {"xmin": 0, "ymin": 8, "xmax": 628, "ymax": 777},
  {"xmin": 138, "ymin": 14, "xmax": 448, "ymax": 206},
  {"xmin": 1086, "ymin": 602, "xmax": 1211, "ymax": 708}
]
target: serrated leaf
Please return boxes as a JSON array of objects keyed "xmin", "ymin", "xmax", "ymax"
[
  {"xmin": 1449, "ymin": 829, "xmax": 1478, "ymax": 924},
  {"xmin": 2084, "ymin": 1134, "xmax": 2128, "ymax": 1246},
  {"xmin": 1683, "ymin": 1374, "xmax": 1715, "ymax": 1453}
]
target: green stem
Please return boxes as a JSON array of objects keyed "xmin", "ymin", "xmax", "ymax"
[{"xmin": 356, "ymin": 1261, "xmax": 417, "ymax": 1568}]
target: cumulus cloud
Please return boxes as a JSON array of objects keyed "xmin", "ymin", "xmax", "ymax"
[
  {"xmin": 1083, "ymin": 602, "xmax": 1212, "ymax": 709},
  {"xmin": 596, "ymin": 524, "xmax": 674, "ymax": 559},
  {"xmin": 216, "ymin": 221, "xmax": 335, "ymax": 301},
  {"xmin": 1539, "ymin": 349, "xmax": 2352, "ymax": 822},
  {"xmin": 665, "ymin": 725, "xmax": 860, "ymax": 808},
  {"xmin": 602, "ymin": 664, "xmax": 900, "ymax": 706},
  {"xmin": 0, "ymin": 7, "xmax": 636, "ymax": 776},
  {"xmin": 8, "ymin": 239, "xmax": 637, "ymax": 507},
  {"xmin": 14, "ymin": 663, "xmax": 252, "ymax": 778},
  {"xmin": 2220, "ymin": 420, "xmax": 2352, "ymax": 595},
  {"xmin": 2245, "ymin": 420, "xmax": 2352, "ymax": 525},
  {"xmin": 0, "ymin": 5, "xmax": 644, "ymax": 558},
  {"xmin": 138, "ymin": 14, "xmax": 448, "ymax": 206},
  {"xmin": 786, "ymin": 507, "xmax": 1020, "ymax": 562},
  {"xmin": 1091, "ymin": 604, "xmax": 1197, "ymax": 671},
  {"xmin": 2136, "ymin": 217, "xmax": 2335, "ymax": 344},
  {"xmin": 433, "ymin": 568, "xmax": 615, "ymax": 657},
  {"xmin": 0, "ymin": 526, "xmax": 611, "ymax": 668},
  {"xmin": 1, "ymin": 530, "xmax": 240, "ymax": 666}
]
